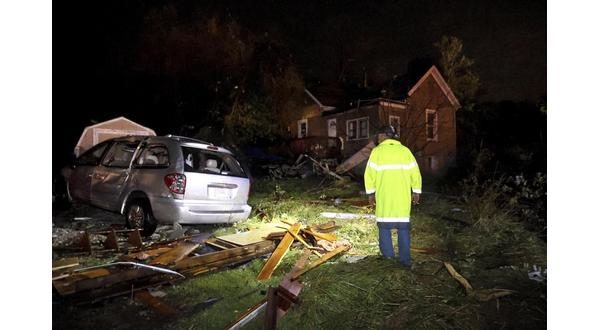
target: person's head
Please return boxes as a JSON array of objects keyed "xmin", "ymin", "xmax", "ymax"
[{"xmin": 376, "ymin": 125, "xmax": 399, "ymax": 143}]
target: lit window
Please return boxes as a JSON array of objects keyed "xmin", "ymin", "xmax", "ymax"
[
  {"xmin": 426, "ymin": 109, "xmax": 438, "ymax": 141},
  {"xmin": 389, "ymin": 115, "xmax": 401, "ymax": 135},
  {"xmin": 298, "ymin": 119, "xmax": 308, "ymax": 138}
]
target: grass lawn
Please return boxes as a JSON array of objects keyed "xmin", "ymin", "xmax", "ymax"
[{"xmin": 53, "ymin": 176, "xmax": 546, "ymax": 329}]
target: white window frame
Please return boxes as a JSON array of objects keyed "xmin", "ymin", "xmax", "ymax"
[
  {"xmin": 297, "ymin": 119, "xmax": 308, "ymax": 138},
  {"xmin": 346, "ymin": 117, "xmax": 369, "ymax": 141},
  {"xmin": 389, "ymin": 115, "xmax": 401, "ymax": 136},
  {"xmin": 426, "ymin": 109, "xmax": 438, "ymax": 142}
]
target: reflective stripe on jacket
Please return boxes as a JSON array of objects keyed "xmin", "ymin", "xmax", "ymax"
[{"xmin": 364, "ymin": 139, "xmax": 422, "ymax": 222}]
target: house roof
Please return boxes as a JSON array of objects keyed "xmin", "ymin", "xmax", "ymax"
[{"xmin": 407, "ymin": 65, "xmax": 461, "ymax": 108}]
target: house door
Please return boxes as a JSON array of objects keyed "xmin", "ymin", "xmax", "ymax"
[{"xmin": 327, "ymin": 119, "xmax": 337, "ymax": 137}]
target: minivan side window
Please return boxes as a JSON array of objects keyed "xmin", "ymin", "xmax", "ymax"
[
  {"xmin": 134, "ymin": 144, "xmax": 170, "ymax": 168},
  {"xmin": 76, "ymin": 141, "xmax": 110, "ymax": 166},
  {"xmin": 102, "ymin": 141, "xmax": 140, "ymax": 168},
  {"xmin": 181, "ymin": 147, "xmax": 246, "ymax": 177}
]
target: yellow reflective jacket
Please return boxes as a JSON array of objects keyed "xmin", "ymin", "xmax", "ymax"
[{"xmin": 364, "ymin": 139, "xmax": 422, "ymax": 222}]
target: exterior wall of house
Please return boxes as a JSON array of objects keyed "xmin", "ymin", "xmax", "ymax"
[
  {"xmin": 287, "ymin": 100, "xmax": 321, "ymax": 138},
  {"xmin": 405, "ymin": 75, "xmax": 458, "ymax": 175},
  {"xmin": 324, "ymin": 105, "xmax": 381, "ymax": 157}
]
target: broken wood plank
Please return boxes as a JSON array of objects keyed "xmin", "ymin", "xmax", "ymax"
[
  {"xmin": 443, "ymin": 262, "xmax": 516, "ymax": 302},
  {"xmin": 335, "ymin": 141, "xmax": 375, "ymax": 174},
  {"xmin": 292, "ymin": 245, "xmax": 350, "ymax": 280},
  {"xmin": 52, "ymin": 257, "xmax": 79, "ymax": 272},
  {"xmin": 205, "ymin": 238, "xmax": 240, "ymax": 250},
  {"xmin": 182, "ymin": 243, "xmax": 275, "ymax": 277},
  {"xmin": 265, "ymin": 231, "xmax": 287, "ymax": 241},
  {"xmin": 257, "ymin": 223, "xmax": 301, "ymax": 281},
  {"xmin": 284, "ymin": 229, "xmax": 322, "ymax": 257},
  {"xmin": 314, "ymin": 221, "xmax": 337, "ymax": 232},
  {"xmin": 103, "ymin": 229, "xmax": 120, "ymax": 252},
  {"xmin": 127, "ymin": 229, "xmax": 143, "ymax": 248},
  {"xmin": 443, "ymin": 262, "xmax": 473, "ymax": 293},
  {"xmin": 174, "ymin": 240, "xmax": 275, "ymax": 271},
  {"xmin": 264, "ymin": 287, "xmax": 279, "ymax": 330},
  {"xmin": 120, "ymin": 247, "xmax": 173, "ymax": 261},
  {"xmin": 303, "ymin": 228, "xmax": 337, "ymax": 242},
  {"xmin": 134, "ymin": 290, "xmax": 178, "ymax": 317},
  {"xmin": 150, "ymin": 241, "xmax": 200, "ymax": 266}
]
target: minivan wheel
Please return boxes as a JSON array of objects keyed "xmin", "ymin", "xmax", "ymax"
[{"xmin": 125, "ymin": 199, "xmax": 157, "ymax": 237}]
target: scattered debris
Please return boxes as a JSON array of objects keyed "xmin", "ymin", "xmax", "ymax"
[
  {"xmin": 320, "ymin": 212, "xmax": 376, "ymax": 220},
  {"xmin": 443, "ymin": 262, "xmax": 516, "ymax": 302},
  {"xmin": 528, "ymin": 265, "xmax": 547, "ymax": 282}
]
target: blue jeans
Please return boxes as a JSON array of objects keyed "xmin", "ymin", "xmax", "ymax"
[{"xmin": 377, "ymin": 222, "xmax": 411, "ymax": 267}]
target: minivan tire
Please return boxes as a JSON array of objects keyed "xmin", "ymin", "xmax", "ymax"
[{"xmin": 125, "ymin": 199, "xmax": 157, "ymax": 237}]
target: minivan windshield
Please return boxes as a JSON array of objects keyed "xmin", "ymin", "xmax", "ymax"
[{"xmin": 181, "ymin": 147, "xmax": 246, "ymax": 177}]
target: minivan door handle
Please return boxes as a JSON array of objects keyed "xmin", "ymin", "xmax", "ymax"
[{"xmin": 208, "ymin": 183, "xmax": 238, "ymax": 189}]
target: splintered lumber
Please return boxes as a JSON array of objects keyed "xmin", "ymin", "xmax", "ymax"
[
  {"xmin": 303, "ymin": 227, "xmax": 337, "ymax": 242},
  {"xmin": 173, "ymin": 240, "xmax": 275, "ymax": 272},
  {"xmin": 127, "ymin": 229, "xmax": 143, "ymax": 248},
  {"xmin": 335, "ymin": 141, "xmax": 375, "ymax": 174},
  {"xmin": 150, "ymin": 241, "xmax": 200, "ymax": 266},
  {"xmin": 257, "ymin": 223, "xmax": 301, "ymax": 281},
  {"xmin": 303, "ymin": 154, "xmax": 344, "ymax": 180},
  {"xmin": 121, "ymin": 247, "xmax": 173, "ymax": 261},
  {"xmin": 443, "ymin": 262, "xmax": 473, "ymax": 293},
  {"xmin": 286, "ymin": 230, "xmax": 322, "ymax": 257},
  {"xmin": 292, "ymin": 245, "xmax": 351, "ymax": 280},
  {"xmin": 205, "ymin": 238, "xmax": 240, "ymax": 250},
  {"xmin": 443, "ymin": 262, "xmax": 516, "ymax": 302},
  {"xmin": 52, "ymin": 257, "xmax": 79, "ymax": 278},
  {"xmin": 134, "ymin": 290, "xmax": 178, "ymax": 317}
]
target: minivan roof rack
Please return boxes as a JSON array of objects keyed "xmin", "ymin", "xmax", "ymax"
[{"xmin": 164, "ymin": 134, "xmax": 213, "ymax": 145}]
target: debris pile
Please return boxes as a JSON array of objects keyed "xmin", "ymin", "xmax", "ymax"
[
  {"xmin": 262, "ymin": 154, "xmax": 342, "ymax": 180},
  {"xmin": 52, "ymin": 220, "xmax": 351, "ymax": 327}
]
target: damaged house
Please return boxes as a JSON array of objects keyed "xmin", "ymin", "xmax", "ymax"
[{"xmin": 286, "ymin": 65, "xmax": 461, "ymax": 175}]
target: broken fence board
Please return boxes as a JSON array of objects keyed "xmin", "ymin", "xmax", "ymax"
[
  {"xmin": 257, "ymin": 224, "xmax": 301, "ymax": 281},
  {"xmin": 174, "ymin": 240, "xmax": 275, "ymax": 271},
  {"xmin": 292, "ymin": 245, "xmax": 350, "ymax": 280},
  {"xmin": 180, "ymin": 244, "xmax": 276, "ymax": 277},
  {"xmin": 150, "ymin": 241, "xmax": 200, "ymax": 266}
]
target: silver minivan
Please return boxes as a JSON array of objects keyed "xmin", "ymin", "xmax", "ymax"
[{"xmin": 63, "ymin": 135, "xmax": 252, "ymax": 235}]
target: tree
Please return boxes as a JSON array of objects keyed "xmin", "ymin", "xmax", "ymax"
[{"xmin": 434, "ymin": 36, "xmax": 480, "ymax": 108}]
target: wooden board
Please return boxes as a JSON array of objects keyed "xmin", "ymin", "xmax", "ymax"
[
  {"xmin": 217, "ymin": 225, "xmax": 285, "ymax": 246},
  {"xmin": 292, "ymin": 245, "xmax": 350, "ymax": 280},
  {"xmin": 150, "ymin": 241, "xmax": 200, "ymax": 266},
  {"xmin": 257, "ymin": 224, "xmax": 301, "ymax": 281},
  {"xmin": 302, "ymin": 228, "xmax": 336, "ymax": 242},
  {"xmin": 175, "ymin": 241, "xmax": 275, "ymax": 273}
]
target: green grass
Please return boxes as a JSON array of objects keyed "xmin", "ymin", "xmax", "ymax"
[{"xmin": 54, "ymin": 176, "xmax": 546, "ymax": 329}]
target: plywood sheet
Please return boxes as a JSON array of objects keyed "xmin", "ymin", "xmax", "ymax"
[{"xmin": 217, "ymin": 224, "xmax": 285, "ymax": 246}]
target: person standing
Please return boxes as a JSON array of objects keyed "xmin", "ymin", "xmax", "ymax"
[{"xmin": 364, "ymin": 126, "xmax": 422, "ymax": 267}]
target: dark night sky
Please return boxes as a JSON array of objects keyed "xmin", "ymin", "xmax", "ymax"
[{"xmin": 53, "ymin": 0, "xmax": 546, "ymax": 173}]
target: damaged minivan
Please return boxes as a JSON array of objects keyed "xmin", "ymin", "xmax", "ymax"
[{"xmin": 62, "ymin": 135, "xmax": 252, "ymax": 236}]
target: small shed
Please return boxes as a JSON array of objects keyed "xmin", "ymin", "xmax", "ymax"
[{"xmin": 74, "ymin": 116, "xmax": 156, "ymax": 157}]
